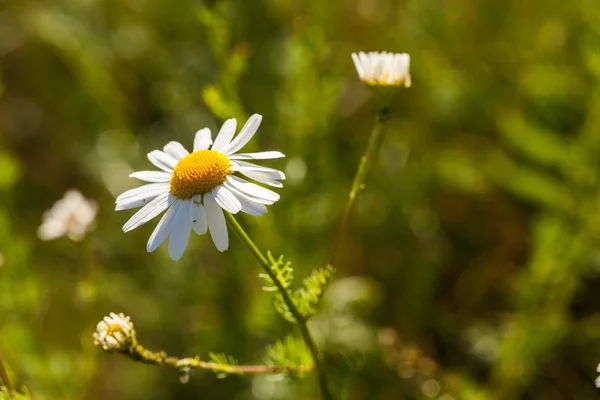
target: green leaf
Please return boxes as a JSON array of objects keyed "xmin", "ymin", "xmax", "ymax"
[
  {"xmin": 265, "ymin": 334, "xmax": 313, "ymax": 376},
  {"xmin": 259, "ymin": 251, "xmax": 294, "ymax": 293},
  {"xmin": 497, "ymin": 110, "xmax": 570, "ymax": 169},
  {"xmin": 484, "ymin": 151, "xmax": 572, "ymax": 211},
  {"xmin": 207, "ymin": 352, "xmax": 238, "ymax": 379},
  {"xmin": 0, "ymin": 152, "xmax": 21, "ymax": 190},
  {"xmin": 0, "ymin": 387, "xmax": 31, "ymax": 400},
  {"xmin": 293, "ymin": 265, "xmax": 335, "ymax": 320},
  {"xmin": 259, "ymin": 254, "xmax": 334, "ymax": 323}
]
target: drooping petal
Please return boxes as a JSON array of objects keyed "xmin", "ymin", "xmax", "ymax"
[
  {"xmin": 223, "ymin": 179, "xmax": 275, "ymax": 205},
  {"xmin": 212, "ymin": 185, "xmax": 242, "ymax": 214},
  {"xmin": 190, "ymin": 197, "xmax": 207, "ymax": 235},
  {"xmin": 224, "ymin": 114, "xmax": 262, "ymax": 155},
  {"xmin": 230, "ymin": 160, "xmax": 285, "ymax": 179},
  {"xmin": 129, "ymin": 171, "xmax": 172, "ymax": 183},
  {"xmin": 211, "ymin": 118, "xmax": 237, "ymax": 153},
  {"xmin": 237, "ymin": 195, "xmax": 268, "ymax": 216},
  {"xmin": 163, "ymin": 141, "xmax": 189, "ymax": 160},
  {"xmin": 147, "ymin": 150, "xmax": 177, "ymax": 172},
  {"xmin": 237, "ymin": 169, "xmax": 283, "ymax": 187},
  {"xmin": 229, "ymin": 151, "xmax": 285, "ymax": 160},
  {"xmin": 147, "ymin": 200, "xmax": 179, "ymax": 252},
  {"xmin": 194, "ymin": 128, "xmax": 213, "ymax": 151},
  {"xmin": 115, "ymin": 183, "xmax": 170, "ymax": 211},
  {"xmin": 204, "ymin": 192, "xmax": 228, "ymax": 252},
  {"xmin": 226, "ymin": 176, "xmax": 280, "ymax": 203},
  {"xmin": 122, "ymin": 192, "xmax": 175, "ymax": 232},
  {"xmin": 168, "ymin": 199, "xmax": 193, "ymax": 261},
  {"xmin": 231, "ymin": 160, "xmax": 285, "ymax": 187}
]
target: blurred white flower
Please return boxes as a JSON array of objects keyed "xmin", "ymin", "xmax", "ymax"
[
  {"xmin": 116, "ymin": 114, "xmax": 285, "ymax": 261},
  {"xmin": 93, "ymin": 312, "xmax": 134, "ymax": 351},
  {"xmin": 595, "ymin": 363, "xmax": 600, "ymax": 388},
  {"xmin": 37, "ymin": 190, "xmax": 98, "ymax": 242},
  {"xmin": 351, "ymin": 51, "xmax": 411, "ymax": 87}
]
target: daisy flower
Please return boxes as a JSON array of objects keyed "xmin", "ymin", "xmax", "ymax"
[
  {"xmin": 351, "ymin": 51, "xmax": 411, "ymax": 88},
  {"xmin": 116, "ymin": 114, "xmax": 285, "ymax": 260},
  {"xmin": 37, "ymin": 189, "xmax": 98, "ymax": 242},
  {"xmin": 93, "ymin": 312, "xmax": 135, "ymax": 351}
]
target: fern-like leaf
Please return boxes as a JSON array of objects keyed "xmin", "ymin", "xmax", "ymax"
[
  {"xmin": 265, "ymin": 334, "xmax": 313, "ymax": 376},
  {"xmin": 293, "ymin": 265, "xmax": 335, "ymax": 319},
  {"xmin": 208, "ymin": 352, "xmax": 238, "ymax": 379},
  {"xmin": 259, "ymin": 251, "xmax": 294, "ymax": 292}
]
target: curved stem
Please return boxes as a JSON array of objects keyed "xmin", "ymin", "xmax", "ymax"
[
  {"xmin": 225, "ymin": 213, "xmax": 333, "ymax": 400},
  {"xmin": 125, "ymin": 343, "xmax": 314, "ymax": 375},
  {"xmin": 329, "ymin": 105, "xmax": 390, "ymax": 267}
]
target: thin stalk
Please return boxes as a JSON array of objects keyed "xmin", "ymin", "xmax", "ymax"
[
  {"xmin": 329, "ymin": 105, "xmax": 390, "ymax": 267},
  {"xmin": 125, "ymin": 343, "xmax": 314, "ymax": 374},
  {"xmin": 0, "ymin": 354, "xmax": 14, "ymax": 392},
  {"xmin": 224, "ymin": 213, "xmax": 333, "ymax": 400}
]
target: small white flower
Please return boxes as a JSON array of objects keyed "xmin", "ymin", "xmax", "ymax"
[
  {"xmin": 93, "ymin": 312, "xmax": 134, "ymax": 351},
  {"xmin": 351, "ymin": 51, "xmax": 411, "ymax": 87},
  {"xmin": 117, "ymin": 114, "xmax": 285, "ymax": 260},
  {"xmin": 37, "ymin": 190, "xmax": 98, "ymax": 242}
]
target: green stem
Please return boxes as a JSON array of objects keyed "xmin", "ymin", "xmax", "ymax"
[
  {"xmin": 125, "ymin": 342, "xmax": 314, "ymax": 374},
  {"xmin": 224, "ymin": 213, "xmax": 333, "ymax": 400},
  {"xmin": 329, "ymin": 105, "xmax": 390, "ymax": 267},
  {"xmin": 0, "ymin": 353, "xmax": 14, "ymax": 392}
]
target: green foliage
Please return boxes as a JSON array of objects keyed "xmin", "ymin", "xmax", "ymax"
[
  {"xmin": 0, "ymin": 388, "xmax": 30, "ymax": 400},
  {"xmin": 198, "ymin": 1, "xmax": 247, "ymax": 123},
  {"xmin": 292, "ymin": 266, "xmax": 335, "ymax": 319},
  {"xmin": 3, "ymin": 0, "xmax": 600, "ymax": 398},
  {"xmin": 260, "ymin": 252, "xmax": 295, "ymax": 292},
  {"xmin": 265, "ymin": 335, "xmax": 313, "ymax": 376},
  {"xmin": 260, "ymin": 254, "xmax": 333, "ymax": 323},
  {"xmin": 207, "ymin": 353, "xmax": 238, "ymax": 379}
]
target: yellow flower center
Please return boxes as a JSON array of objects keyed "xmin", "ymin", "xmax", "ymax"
[
  {"xmin": 106, "ymin": 323, "xmax": 124, "ymax": 337},
  {"xmin": 170, "ymin": 150, "xmax": 231, "ymax": 199}
]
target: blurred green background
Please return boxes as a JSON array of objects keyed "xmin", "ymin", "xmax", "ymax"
[{"xmin": 2, "ymin": 0, "xmax": 600, "ymax": 399}]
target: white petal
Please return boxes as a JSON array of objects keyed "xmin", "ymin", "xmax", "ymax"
[
  {"xmin": 211, "ymin": 118, "xmax": 237, "ymax": 153},
  {"xmin": 231, "ymin": 161, "xmax": 285, "ymax": 179},
  {"xmin": 229, "ymin": 151, "xmax": 285, "ymax": 160},
  {"xmin": 223, "ymin": 179, "xmax": 275, "ymax": 205},
  {"xmin": 147, "ymin": 150, "xmax": 177, "ymax": 172},
  {"xmin": 163, "ymin": 141, "xmax": 189, "ymax": 160},
  {"xmin": 194, "ymin": 128, "xmax": 212, "ymax": 151},
  {"xmin": 204, "ymin": 192, "xmax": 228, "ymax": 252},
  {"xmin": 122, "ymin": 193, "xmax": 175, "ymax": 232},
  {"xmin": 37, "ymin": 220, "xmax": 67, "ymax": 241},
  {"xmin": 351, "ymin": 53, "xmax": 364, "ymax": 78},
  {"xmin": 237, "ymin": 195, "xmax": 268, "ymax": 216},
  {"xmin": 168, "ymin": 199, "xmax": 193, "ymax": 261},
  {"xmin": 231, "ymin": 161, "xmax": 285, "ymax": 187},
  {"xmin": 212, "ymin": 185, "xmax": 242, "ymax": 214},
  {"xmin": 129, "ymin": 171, "xmax": 172, "ymax": 183},
  {"xmin": 116, "ymin": 183, "xmax": 170, "ymax": 211},
  {"xmin": 190, "ymin": 199, "xmax": 207, "ymax": 235},
  {"xmin": 238, "ymin": 170, "xmax": 283, "ymax": 187},
  {"xmin": 226, "ymin": 175, "xmax": 280, "ymax": 203},
  {"xmin": 147, "ymin": 201, "xmax": 179, "ymax": 252},
  {"xmin": 225, "ymin": 114, "xmax": 262, "ymax": 155}
]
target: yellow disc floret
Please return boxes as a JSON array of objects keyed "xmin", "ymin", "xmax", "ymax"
[{"xmin": 170, "ymin": 150, "xmax": 231, "ymax": 199}]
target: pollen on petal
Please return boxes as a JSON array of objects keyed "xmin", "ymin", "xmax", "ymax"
[{"xmin": 170, "ymin": 150, "xmax": 231, "ymax": 199}]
